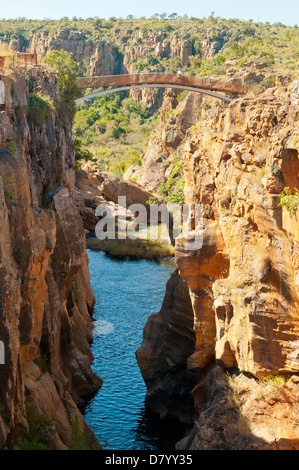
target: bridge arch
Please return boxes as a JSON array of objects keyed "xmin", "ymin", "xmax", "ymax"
[
  {"xmin": 75, "ymin": 83, "xmax": 234, "ymax": 104},
  {"xmin": 75, "ymin": 73, "xmax": 249, "ymax": 105}
]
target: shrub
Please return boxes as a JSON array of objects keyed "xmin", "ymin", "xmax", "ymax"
[
  {"xmin": 127, "ymin": 151, "xmax": 142, "ymax": 166},
  {"xmin": 75, "ymin": 138, "xmax": 94, "ymax": 170},
  {"xmin": 7, "ymin": 140, "xmax": 16, "ymax": 155},
  {"xmin": 110, "ymin": 123, "xmax": 127, "ymax": 139},
  {"xmin": 157, "ymin": 158, "xmax": 185, "ymax": 204},
  {"xmin": 33, "ymin": 354, "xmax": 50, "ymax": 373},
  {"xmin": 17, "ymin": 405, "xmax": 56, "ymax": 450},
  {"xmin": 45, "ymin": 50, "xmax": 80, "ymax": 121},
  {"xmin": 28, "ymin": 93, "xmax": 53, "ymax": 125},
  {"xmin": 260, "ymin": 75, "xmax": 276, "ymax": 88},
  {"xmin": 270, "ymin": 162, "xmax": 282, "ymax": 177},
  {"xmin": 279, "ymin": 187, "xmax": 299, "ymax": 214},
  {"xmin": 108, "ymin": 159, "xmax": 127, "ymax": 177},
  {"xmin": 259, "ymin": 374, "xmax": 285, "ymax": 389},
  {"xmin": 215, "ymin": 54, "xmax": 226, "ymax": 65}
]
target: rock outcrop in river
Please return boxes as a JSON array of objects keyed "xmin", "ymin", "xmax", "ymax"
[{"xmin": 0, "ymin": 69, "xmax": 101, "ymax": 449}]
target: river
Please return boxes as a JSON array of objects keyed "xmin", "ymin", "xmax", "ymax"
[{"xmin": 82, "ymin": 250, "xmax": 189, "ymax": 450}]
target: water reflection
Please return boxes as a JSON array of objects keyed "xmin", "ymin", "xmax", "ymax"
[{"xmin": 132, "ymin": 405, "xmax": 190, "ymax": 451}]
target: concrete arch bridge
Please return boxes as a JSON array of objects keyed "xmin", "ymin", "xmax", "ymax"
[{"xmin": 75, "ymin": 73, "xmax": 249, "ymax": 104}]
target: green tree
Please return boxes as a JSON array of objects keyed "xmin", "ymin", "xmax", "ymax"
[
  {"xmin": 215, "ymin": 54, "xmax": 226, "ymax": 65},
  {"xmin": 45, "ymin": 50, "xmax": 80, "ymax": 102},
  {"xmin": 45, "ymin": 50, "xmax": 80, "ymax": 121},
  {"xmin": 75, "ymin": 138, "xmax": 94, "ymax": 170}
]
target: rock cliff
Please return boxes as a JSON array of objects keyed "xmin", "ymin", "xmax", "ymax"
[
  {"xmin": 4, "ymin": 28, "xmax": 191, "ymax": 111},
  {"xmin": 136, "ymin": 89, "xmax": 203, "ymax": 191},
  {"xmin": 137, "ymin": 77, "xmax": 299, "ymax": 449},
  {"xmin": 2, "ymin": 24, "xmax": 251, "ymax": 112},
  {"xmin": 0, "ymin": 68, "xmax": 101, "ymax": 449}
]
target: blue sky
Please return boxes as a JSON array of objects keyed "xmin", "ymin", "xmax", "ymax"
[{"xmin": 1, "ymin": 0, "xmax": 298, "ymax": 26}]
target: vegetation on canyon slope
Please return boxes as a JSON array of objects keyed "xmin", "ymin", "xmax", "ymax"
[
  {"xmin": 279, "ymin": 187, "xmax": 299, "ymax": 214},
  {"xmin": 73, "ymin": 91, "xmax": 159, "ymax": 174}
]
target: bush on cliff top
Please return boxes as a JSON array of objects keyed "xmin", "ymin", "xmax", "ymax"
[
  {"xmin": 45, "ymin": 50, "xmax": 80, "ymax": 121},
  {"xmin": 45, "ymin": 50, "xmax": 80, "ymax": 102}
]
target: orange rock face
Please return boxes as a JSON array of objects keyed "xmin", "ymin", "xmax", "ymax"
[
  {"xmin": 138, "ymin": 78, "xmax": 299, "ymax": 449},
  {"xmin": 0, "ymin": 70, "xmax": 101, "ymax": 449},
  {"xmin": 180, "ymin": 83, "xmax": 299, "ymax": 380}
]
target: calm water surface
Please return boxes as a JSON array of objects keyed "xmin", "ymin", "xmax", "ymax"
[{"xmin": 83, "ymin": 250, "xmax": 189, "ymax": 450}]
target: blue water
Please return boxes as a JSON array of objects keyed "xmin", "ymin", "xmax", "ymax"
[{"xmin": 83, "ymin": 250, "xmax": 188, "ymax": 450}]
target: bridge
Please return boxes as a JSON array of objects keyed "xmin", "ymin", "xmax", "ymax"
[{"xmin": 75, "ymin": 73, "xmax": 249, "ymax": 104}]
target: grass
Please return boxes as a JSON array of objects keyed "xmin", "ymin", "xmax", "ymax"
[
  {"xmin": 259, "ymin": 374, "xmax": 285, "ymax": 390},
  {"xmin": 87, "ymin": 237, "xmax": 174, "ymax": 260},
  {"xmin": 156, "ymin": 156, "xmax": 185, "ymax": 204}
]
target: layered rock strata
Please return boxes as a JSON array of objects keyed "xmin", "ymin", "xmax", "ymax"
[
  {"xmin": 0, "ymin": 69, "xmax": 101, "ymax": 449},
  {"xmin": 136, "ymin": 270, "xmax": 197, "ymax": 423},
  {"xmin": 137, "ymin": 78, "xmax": 299, "ymax": 449},
  {"xmin": 136, "ymin": 89, "xmax": 203, "ymax": 191}
]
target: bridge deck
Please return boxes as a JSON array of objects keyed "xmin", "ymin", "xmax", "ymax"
[{"xmin": 75, "ymin": 73, "xmax": 248, "ymax": 96}]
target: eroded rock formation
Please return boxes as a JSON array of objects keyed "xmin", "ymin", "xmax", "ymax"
[
  {"xmin": 0, "ymin": 69, "xmax": 101, "ymax": 449},
  {"xmin": 136, "ymin": 89, "xmax": 203, "ymax": 191},
  {"xmin": 136, "ymin": 270, "xmax": 197, "ymax": 423},
  {"xmin": 137, "ymin": 77, "xmax": 299, "ymax": 449},
  {"xmin": 75, "ymin": 161, "xmax": 156, "ymax": 232}
]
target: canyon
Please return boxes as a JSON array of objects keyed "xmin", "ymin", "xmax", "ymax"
[{"xmin": 0, "ymin": 17, "xmax": 299, "ymax": 451}]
